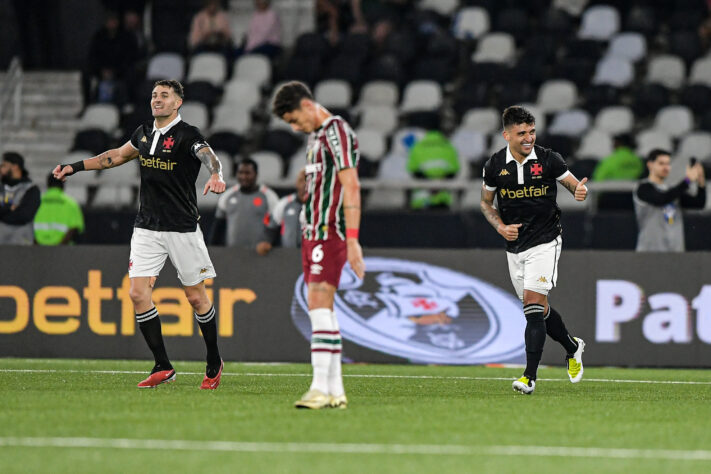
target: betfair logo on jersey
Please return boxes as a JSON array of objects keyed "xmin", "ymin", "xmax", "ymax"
[
  {"xmin": 498, "ymin": 169, "xmax": 510, "ymax": 176},
  {"xmin": 140, "ymin": 155, "xmax": 177, "ymax": 171},
  {"xmin": 500, "ymin": 185, "xmax": 550, "ymax": 199}
]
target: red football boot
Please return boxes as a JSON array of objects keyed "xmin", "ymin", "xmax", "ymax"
[
  {"xmin": 200, "ymin": 360, "xmax": 223, "ymax": 390},
  {"xmin": 137, "ymin": 369, "xmax": 176, "ymax": 388}
]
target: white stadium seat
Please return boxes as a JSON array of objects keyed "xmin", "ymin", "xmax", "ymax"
[
  {"xmin": 578, "ymin": 5, "xmax": 620, "ymax": 40},
  {"xmin": 400, "ymin": 81, "xmax": 442, "ymax": 113},
  {"xmin": 147, "ymin": 53, "xmax": 185, "ymax": 80},
  {"xmin": 594, "ymin": 106, "xmax": 634, "ymax": 135},
  {"xmin": 187, "ymin": 53, "xmax": 227, "ymax": 86},
  {"xmin": 358, "ymin": 81, "xmax": 399, "ymax": 107},
  {"xmin": 452, "ymin": 7, "xmax": 490, "ymax": 40},
  {"xmin": 234, "ymin": 54, "xmax": 271, "ymax": 88},
  {"xmin": 79, "ymin": 104, "xmax": 119, "ymax": 133},
  {"xmin": 537, "ymin": 80, "xmax": 578, "ymax": 113},
  {"xmin": 645, "ymin": 55, "xmax": 686, "ymax": 90},
  {"xmin": 653, "ymin": 105, "xmax": 694, "ymax": 138}
]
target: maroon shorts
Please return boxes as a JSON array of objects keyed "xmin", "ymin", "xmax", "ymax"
[{"xmin": 301, "ymin": 238, "xmax": 347, "ymax": 287}]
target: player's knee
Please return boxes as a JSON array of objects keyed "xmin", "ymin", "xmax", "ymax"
[
  {"xmin": 185, "ymin": 290, "xmax": 208, "ymax": 309},
  {"xmin": 129, "ymin": 285, "xmax": 151, "ymax": 306}
]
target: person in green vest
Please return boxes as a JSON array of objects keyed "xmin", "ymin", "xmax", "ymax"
[
  {"xmin": 406, "ymin": 130, "xmax": 460, "ymax": 209},
  {"xmin": 592, "ymin": 134, "xmax": 644, "ymax": 181},
  {"xmin": 34, "ymin": 172, "xmax": 84, "ymax": 245}
]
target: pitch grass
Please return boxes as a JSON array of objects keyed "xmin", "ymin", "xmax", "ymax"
[{"xmin": 1, "ymin": 359, "xmax": 710, "ymax": 474}]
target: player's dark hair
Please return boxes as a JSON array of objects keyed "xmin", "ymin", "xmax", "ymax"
[
  {"xmin": 153, "ymin": 79, "xmax": 184, "ymax": 99},
  {"xmin": 272, "ymin": 81, "xmax": 313, "ymax": 117},
  {"xmin": 647, "ymin": 148, "xmax": 670, "ymax": 163},
  {"xmin": 47, "ymin": 172, "xmax": 64, "ymax": 190},
  {"xmin": 239, "ymin": 157, "xmax": 258, "ymax": 174},
  {"xmin": 502, "ymin": 106, "xmax": 536, "ymax": 129}
]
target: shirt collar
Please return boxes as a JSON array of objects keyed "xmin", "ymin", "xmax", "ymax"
[
  {"xmin": 153, "ymin": 114, "xmax": 182, "ymax": 135},
  {"xmin": 505, "ymin": 145, "xmax": 538, "ymax": 165}
]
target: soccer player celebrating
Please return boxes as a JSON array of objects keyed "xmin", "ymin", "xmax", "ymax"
[
  {"xmin": 480, "ymin": 106, "xmax": 587, "ymax": 395},
  {"xmin": 272, "ymin": 81, "xmax": 365, "ymax": 409},
  {"xmin": 53, "ymin": 79, "xmax": 226, "ymax": 389}
]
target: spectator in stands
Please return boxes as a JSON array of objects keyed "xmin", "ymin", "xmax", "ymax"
[
  {"xmin": 0, "ymin": 152, "xmax": 40, "ymax": 245},
  {"xmin": 633, "ymin": 149, "xmax": 706, "ymax": 252},
  {"xmin": 317, "ymin": 0, "xmax": 367, "ymax": 44},
  {"xmin": 94, "ymin": 68, "xmax": 129, "ymax": 107},
  {"xmin": 209, "ymin": 157, "xmax": 279, "ymax": 247},
  {"xmin": 34, "ymin": 172, "xmax": 84, "ymax": 245},
  {"xmin": 189, "ymin": 0, "xmax": 233, "ymax": 54},
  {"xmin": 592, "ymin": 134, "xmax": 643, "ymax": 181},
  {"xmin": 237, "ymin": 0, "xmax": 282, "ymax": 59},
  {"xmin": 257, "ymin": 169, "xmax": 307, "ymax": 255},
  {"xmin": 406, "ymin": 130, "xmax": 460, "ymax": 209}
]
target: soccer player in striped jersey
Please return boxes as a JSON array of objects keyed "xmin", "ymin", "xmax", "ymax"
[{"xmin": 272, "ymin": 81, "xmax": 365, "ymax": 409}]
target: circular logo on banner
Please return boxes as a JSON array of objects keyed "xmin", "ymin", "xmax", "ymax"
[{"xmin": 291, "ymin": 257, "xmax": 525, "ymax": 364}]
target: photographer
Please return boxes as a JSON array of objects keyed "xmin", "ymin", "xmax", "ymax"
[
  {"xmin": 633, "ymin": 149, "xmax": 706, "ymax": 252},
  {"xmin": 0, "ymin": 152, "xmax": 40, "ymax": 245}
]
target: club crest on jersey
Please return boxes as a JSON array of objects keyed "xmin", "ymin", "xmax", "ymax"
[
  {"xmin": 162, "ymin": 137, "xmax": 175, "ymax": 151},
  {"xmin": 530, "ymin": 163, "xmax": 543, "ymax": 178},
  {"xmin": 291, "ymin": 258, "xmax": 527, "ymax": 364}
]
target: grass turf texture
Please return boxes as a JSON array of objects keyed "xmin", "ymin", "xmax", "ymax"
[{"xmin": 1, "ymin": 359, "xmax": 710, "ymax": 474}]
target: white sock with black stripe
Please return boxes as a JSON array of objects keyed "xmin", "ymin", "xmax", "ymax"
[
  {"xmin": 328, "ymin": 310, "xmax": 344, "ymax": 397},
  {"xmin": 309, "ymin": 308, "xmax": 335, "ymax": 394}
]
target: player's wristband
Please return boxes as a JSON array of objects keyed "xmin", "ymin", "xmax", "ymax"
[
  {"xmin": 346, "ymin": 228, "xmax": 359, "ymax": 239},
  {"xmin": 61, "ymin": 160, "xmax": 85, "ymax": 175}
]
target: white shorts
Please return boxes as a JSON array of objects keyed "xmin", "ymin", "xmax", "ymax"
[
  {"xmin": 129, "ymin": 227, "xmax": 216, "ymax": 287},
  {"xmin": 506, "ymin": 235, "xmax": 562, "ymax": 301}
]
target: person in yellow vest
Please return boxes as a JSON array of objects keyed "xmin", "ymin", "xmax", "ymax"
[{"xmin": 34, "ymin": 172, "xmax": 84, "ymax": 245}]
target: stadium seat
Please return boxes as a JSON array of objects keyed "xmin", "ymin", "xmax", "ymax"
[
  {"xmin": 680, "ymin": 84, "xmax": 711, "ymax": 114},
  {"xmin": 221, "ymin": 79, "xmax": 261, "ymax": 110},
  {"xmin": 518, "ymin": 103, "xmax": 546, "ymax": 133},
  {"xmin": 92, "ymin": 185, "xmax": 136, "ymax": 209},
  {"xmin": 460, "ymin": 182, "xmax": 483, "ymax": 210},
  {"xmin": 460, "ymin": 107, "xmax": 500, "ymax": 134},
  {"xmin": 472, "ymin": 33, "xmax": 516, "ymax": 64},
  {"xmin": 419, "ymin": 0, "xmax": 459, "ymax": 16},
  {"xmin": 582, "ymin": 85, "xmax": 621, "ymax": 114},
  {"xmin": 677, "ymin": 132, "xmax": 711, "ymax": 161},
  {"xmin": 488, "ymin": 133, "xmax": 508, "ymax": 156},
  {"xmin": 179, "ymin": 102, "xmax": 209, "ymax": 130},
  {"xmin": 391, "ymin": 127, "xmax": 426, "ymax": 155},
  {"xmin": 314, "ymin": 79, "xmax": 352, "ymax": 108},
  {"xmin": 536, "ymin": 80, "xmax": 578, "ymax": 113},
  {"xmin": 358, "ymin": 81, "xmax": 399, "ymax": 107},
  {"xmin": 450, "ymin": 128, "xmax": 487, "ymax": 163},
  {"xmin": 365, "ymin": 55, "xmax": 404, "ymax": 85},
  {"xmin": 594, "ymin": 106, "xmax": 634, "ymax": 135},
  {"xmin": 452, "ymin": 7, "xmax": 490, "ymax": 40},
  {"xmin": 632, "ymin": 83, "xmax": 670, "ymax": 118},
  {"xmin": 576, "ymin": 128, "xmax": 614, "ymax": 160},
  {"xmin": 357, "ymin": 105, "xmax": 398, "ymax": 135},
  {"xmin": 251, "ymin": 151, "xmax": 284, "ymax": 182},
  {"xmin": 625, "ymin": 6, "xmax": 657, "ymax": 36},
  {"xmin": 377, "ymin": 152, "xmax": 410, "ymax": 181},
  {"xmin": 211, "ymin": 104, "xmax": 251, "ymax": 135},
  {"xmin": 262, "ymin": 129, "xmax": 304, "ymax": 159},
  {"xmin": 79, "ymin": 104, "xmax": 119, "ymax": 133},
  {"xmin": 689, "ymin": 57, "xmax": 711, "ymax": 87},
  {"xmin": 146, "ymin": 53, "xmax": 185, "ymax": 81},
  {"xmin": 187, "ymin": 53, "xmax": 227, "ymax": 86},
  {"xmin": 61, "ymin": 152, "xmax": 96, "ymax": 185},
  {"xmin": 365, "ymin": 188, "xmax": 406, "ymax": 210},
  {"xmin": 635, "ymin": 128, "xmax": 673, "ymax": 158},
  {"xmin": 400, "ymin": 81, "xmax": 443, "ymax": 113},
  {"xmin": 64, "ymin": 185, "xmax": 90, "ymax": 206},
  {"xmin": 578, "ymin": 5, "xmax": 620, "ymax": 40},
  {"xmin": 356, "ymin": 128, "xmax": 386, "ymax": 161},
  {"xmin": 285, "ymin": 146, "xmax": 307, "ymax": 180},
  {"xmin": 72, "ymin": 129, "xmax": 110, "ymax": 155},
  {"xmin": 97, "ymin": 159, "xmax": 139, "ymax": 185},
  {"xmin": 606, "ymin": 32, "xmax": 647, "ymax": 62},
  {"xmin": 568, "ymin": 158, "xmax": 598, "ymax": 180},
  {"xmin": 548, "ymin": 109, "xmax": 592, "ymax": 137},
  {"xmin": 653, "ymin": 106, "xmax": 694, "ymax": 138},
  {"xmin": 234, "ymin": 54, "xmax": 272, "ymax": 89},
  {"xmin": 208, "ymin": 131, "xmax": 243, "ymax": 155},
  {"xmin": 184, "ymin": 81, "xmax": 220, "ymax": 108},
  {"xmin": 540, "ymin": 134, "xmax": 576, "ymax": 158},
  {"xmin": 645, "ymin": 55, "xmax": 686, "ymax": 90},
  {"xmin": 592, "ymin": 56, "xmax": 634, "ymax": 88},
  {"xmin": 556, "ymin": 182, "xmax": 590, "ymax": 210}
]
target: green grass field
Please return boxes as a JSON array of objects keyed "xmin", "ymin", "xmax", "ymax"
[{"xmin": 1, "ymin": 359, "xmax": 710, "ymax": 474}]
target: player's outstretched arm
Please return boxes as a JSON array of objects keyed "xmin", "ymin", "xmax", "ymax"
[
  {"xmin": 480, "ymin": 186, "xmax": 521, "ymax": 241},
  {"xmin": 52, "ymin": 142, "xmax": 139, "ymax": 182},
  {"xmin": 560, "ymin": 174, "xmax": 588, "ymax": 201},
  {"xmin": 196, "ymin": 147, "xmax": 226, "ymax": 195},
  {"xmin": 338, "ymin": 167, "xmax": 365, "ymax": 279}
]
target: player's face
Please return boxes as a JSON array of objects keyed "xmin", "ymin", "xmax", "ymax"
[
  {"xmin": 281, "ymin": 100, "xmax": 318, "ymax": 134},
  {"xmin": 648, "ymin": 155, "xmax": 671, "ymax": 180},
  {"xmin": 237, "ymin": 163, "xmax": 257, "ymax": 189},
  {"xmin": 150, "ymin": 86, "xmax": 182, "ymax": 119},
  {"xmin": 503, "ymin": 122, "xmax": 536, "ymax": 158}
]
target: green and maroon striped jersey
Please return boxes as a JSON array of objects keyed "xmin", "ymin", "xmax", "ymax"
[{"xmin": 302, "ymin": 116, "xmax": 360, "ymax": 241}]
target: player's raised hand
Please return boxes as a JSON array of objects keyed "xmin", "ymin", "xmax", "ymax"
[
  {"xmin": 575, "ymin": 177, "xmax": 588, "ymax": 201},
  {"xmin": 498, "ymin": 223, "xmax": 522, "ymax": 241},
  {"xmin": 52, "ymin": 164, "xmax": 74, "ymax": 182},
  {"xmin": 203, "ymin": 174, "xmax": 226, "ymax": 195}
]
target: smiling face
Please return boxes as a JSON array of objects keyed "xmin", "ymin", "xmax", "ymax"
[
  {"xmin": 503, "ymin": 122, "xmax": 536, "ymax": 160},
  {"xmin": 150, "ymin": 85, "xmax": 182, "ymax": 121}
]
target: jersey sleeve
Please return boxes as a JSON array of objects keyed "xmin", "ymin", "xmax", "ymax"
[
  {"xmin": 267, "ymin": 196, "xmax": 289, "ymax": 229},
  {"xmin": 482, "ymin": 157, "xmax": 497, "ymax": 191},
  {"xmin": 550, "ymin": 151, "xmax": 570, "ymax": 181},
  {"xmin": 185, "ymin": 126, "xmax": 210, "ymax": 160},
  {"xmin": 129, "ymin": 126, "xmax": 143, "ymax": 150},
  {"xmin": 324, "ymin": 119, "xmax": 359, "ymax": 171}
]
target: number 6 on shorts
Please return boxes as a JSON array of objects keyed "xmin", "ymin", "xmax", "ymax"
[{"xmin": 312, "ymin": 243, "xmax": 324, "ymax": 263}]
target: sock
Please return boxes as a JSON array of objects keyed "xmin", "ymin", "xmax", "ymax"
[
  {"xmin": 545, "ymin": 306, "xmax": 579, "ymax": 355},
  {"xmin": 136, "ymin": 307, "xmax": 172, "ymax": 372},
  {"xmin": 328, "ymin": 310, "xmax": 345, "ymax": 397},
  {"xmin": 195, "ymin": 305, "xmax": 221, "ymax": 377},
  {"xmin": 523, "ymin": 303, "xmax": 546, "ymax": 381},
  {"xmin": 309, "ymin": 308, "xmax": 335, "ymax": 394}
]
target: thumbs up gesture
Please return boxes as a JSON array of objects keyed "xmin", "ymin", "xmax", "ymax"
[{"xmin": 575, "ymin": 177, "xmax": 588, "ymax": 201}]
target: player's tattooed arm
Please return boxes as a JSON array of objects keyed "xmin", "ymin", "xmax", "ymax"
[
  {"xmin": 196, "ymin": 146, "xmax": 223, "ymax": 178},
  {"xmin": 481, "ymin": 187, "xmax": 521, "ymax": 241},
  {"xmin": 560, "ymin": 178, "xmax": 577, "ymax": 195}
]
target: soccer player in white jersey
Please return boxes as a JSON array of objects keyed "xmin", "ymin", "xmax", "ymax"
[
  {"xmin": 54, "ymin": 79, "xmax": 226, "ymax": 389},
  {"xmin": 272, "ymin": 81, "xmax": 365, "ymax": 409}
]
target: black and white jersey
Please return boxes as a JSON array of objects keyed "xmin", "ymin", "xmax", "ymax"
[
  {"xmin": 483, "ymin": 144, "xmax": 570, "ymax": 254},
  {"xmin": 129, "ymin": 115, "xmax": 209, "ymax": 232}
]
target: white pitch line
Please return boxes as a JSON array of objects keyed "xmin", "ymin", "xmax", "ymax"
[
  {"xmin": 0, "ymin": 437, "xmax": 709, "ymax": 461},
  {"xmin": 0, "ymin": 368, "xmax": 710, "ymax": 385}
]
